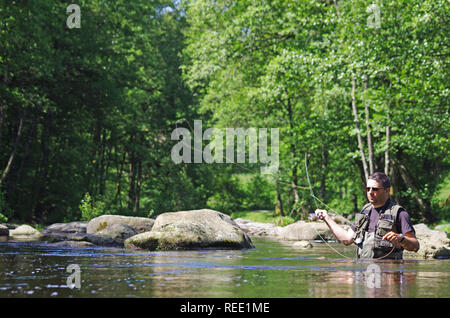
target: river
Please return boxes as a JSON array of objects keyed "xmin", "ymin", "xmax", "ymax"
[{"xmin": 0, "ymin": 237, "xmax": 449, "ymax": 298}]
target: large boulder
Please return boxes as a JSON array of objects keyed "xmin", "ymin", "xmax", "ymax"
[
  {"xmin": 86, "ymin": 223, "xmax": 137, "ymax": 247},
  {"xmin": 404, "ymin": 223, "xmax": 450, "ymax": 259},
  {"xmin": 87, "ymin": 215, "xmax": 154, "ymax": 234},
  {"xmin": 124, "ymin": 209, "xmax": 254, "ymax": 250},
  {"xmin": 9, "ymin": 225, "xmax": 44, "ymax": 241},
  {"xmin": 278, "ymin": 221, "xmax": 335, "ymax": 241}
]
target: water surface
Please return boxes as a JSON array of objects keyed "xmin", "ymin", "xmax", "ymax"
[{"xmin": 0, "ymin": 238, "xmax": 448, "ymax": 298}]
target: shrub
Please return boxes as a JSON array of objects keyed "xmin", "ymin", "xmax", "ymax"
[{"xmin": 79, "ymin": 193, "xmax": 105, "ymax": 221}]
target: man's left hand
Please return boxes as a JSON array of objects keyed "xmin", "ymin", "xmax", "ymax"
[{"xmin": 382, "ymin": 231, "xmax": 402, "ymax": 247}]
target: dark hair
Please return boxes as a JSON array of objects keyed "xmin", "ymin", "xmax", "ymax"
[{"xmin": 368, "ymin": 172, "xmax": 391, "ymax": 189}]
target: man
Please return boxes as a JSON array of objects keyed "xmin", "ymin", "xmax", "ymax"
[{"xmin": 316, "ymin": 172, "xmax": 419, "ymax": 259}]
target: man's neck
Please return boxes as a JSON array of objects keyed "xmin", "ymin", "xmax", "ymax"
[{"xmin": 373, "ymin": 197, "xmax": 390, "ymax": 209}]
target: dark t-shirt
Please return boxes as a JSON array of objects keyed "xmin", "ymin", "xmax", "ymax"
[{"xmin": 350, "ymin": 199, "xmax": 415, "ymax": 235}]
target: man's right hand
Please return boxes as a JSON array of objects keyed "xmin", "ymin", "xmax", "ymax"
[{"xmin": 315, "ymin": 209, "xmax": 328, "ymax": 220}]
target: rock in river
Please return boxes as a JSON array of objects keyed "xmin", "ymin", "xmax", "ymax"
[
  {"xmin": 43, "ymin": 221, "xmax": 87, "ymax": 234},
  {"xmin": 124, "ymin": 209, "xmax": 254, "ymax": 250},
  {"xmin": 233, "ymin": 218, "xmax": 282, "ymax": 237},
  {"xmin": 49, "ymin": 240, "xmax": 96, "ymax": 248},
  {"xmin": 87, "ymin": 215, "xmax": 154, "ymax": 234},
  {"xmin": 9, "ymin": 225, "xmax": 44, "ymax": 242},
  {"xmin": 278, "ymin": 221, "xmax": 335, "ymax": 241},
  {"xmin": 41, "ymin": 221, "xmax": 88, "ymax": 242},
  {"xmin": 404, "ymin": 223, "xmax": 450, "ymax": 259},
  {"xmin": 86, "ymin": 223, "xmax": 137, "ymax": 247}
]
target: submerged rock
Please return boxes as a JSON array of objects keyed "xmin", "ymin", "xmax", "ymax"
[
  {"xmin": 49, "ymin": 240, "xmax": 95, "ymax": 248},
  {"xmin": 125, "ymin": 209, "xmax": 254, "ymax": 250},
  {"xmin": 292, "ymin": 240, "xmax": 313, "ymax": 249}
]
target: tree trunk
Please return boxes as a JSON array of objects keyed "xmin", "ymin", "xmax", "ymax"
[
  {"xmin": 351, "ymin": 73, "xmax": 369, "ymax": 182},
  {"xmin": 134, "ymin": 160, "xmax": 142, "ymax": 214},
  {"xmin": 276, "ymin": 179, "xmax": 284, "ymax": 217},
  {"xmin": 33, "ymin": 112, "xmax": 51, "ymax": 222},
  {"xmin": 286, "ymin": 97, "xmax": 300, "ymax": 209},
  {"xmin": 352, "ymin": 193, "xmax": 358, "ymax": 218},
  {"xmin": 114, "ymin": 147, "xmax": 126, "ymax": 209},
  {"xmin": 385, "ymin": 109, "xmax": 391, "ymax": 175},
  {"xmin": 363, "ymin": 76, "xmax": 374, "ymax": 175},
  {"xmin": 127, "ymin": 137, "xmax": 136, "ymax": 212},
  {"xmin": 320, "ymin": 144, "xmax": 328, "ymax": 199},
  {"xmin": 0, "ymin": 109, "xmax": 25, "ymax": 185},
  {"xmin": 333, "ymin": 0, "xmax": 341, "ymax": 18},
  {"xmin": 0, "ymin": 103, "xmax": 4, "ymax": 142},
  {"xmin": 393, "ymin": 158, "xmax": 436, "ymax": 223},
  {"xmin": 11, "ymin": 105, "xmax": 39, "ymax": 199},
  {"xmin": 385, "ymin": 82, "xmax": 392, "ymax": 175}
]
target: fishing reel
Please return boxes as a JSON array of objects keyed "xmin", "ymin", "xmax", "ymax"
[{"xmin": 308, "ymin": 210, "xmax": 325, "ymax": 221}]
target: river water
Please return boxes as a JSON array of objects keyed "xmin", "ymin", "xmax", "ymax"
[{"xmin": 0, "ymin": 237, "xmax": 449, "ymax": 298}]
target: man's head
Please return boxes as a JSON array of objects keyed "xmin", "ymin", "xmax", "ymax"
[{"xmin": 366, "ymin": 172, "xmax": 391, "ymax": 208}]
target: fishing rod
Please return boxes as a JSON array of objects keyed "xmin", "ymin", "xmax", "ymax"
[{"xmin": 304, "ymin": 153, "xmax": 353, "ymax": 260}]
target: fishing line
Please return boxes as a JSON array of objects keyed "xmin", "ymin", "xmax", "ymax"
[
  {"xmin": 304, "ymin": 153, "xmax": 354, "ymax": 260},
  {"xmin": 176, "ymin": 121, "xmax": 395, "ymax": 260}
]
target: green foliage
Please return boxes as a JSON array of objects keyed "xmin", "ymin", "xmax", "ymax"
[
  {"xmin": 182, "ymin": 0, "xmax": 449, "ymax": 223},
  {"xmin": 0, "ymin": 191, "xmax": 10, "ymax": 223},
  {"xmin": 205, "ymin": 173, "xmax": 275, "ymax": 214},
  {"xmin": 0, "ymin": 0, "xmax": 447, "ymax": 226},
  {"xmin": 79, "ymin": 193, "xmax": 105, "ymax": 222}
]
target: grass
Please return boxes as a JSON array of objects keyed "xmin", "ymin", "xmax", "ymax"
[
  {"xmin": 230, "ymin": 210, "xmax": 295, "ymax": 227},
  {"xmin": 435, "ymin": 223, "xmax": 450, "ymax": 233}
]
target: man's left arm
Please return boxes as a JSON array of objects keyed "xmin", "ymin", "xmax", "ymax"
[{"xmin": 383, "ymin": 231, "xmax": 420, "ymax": 252}]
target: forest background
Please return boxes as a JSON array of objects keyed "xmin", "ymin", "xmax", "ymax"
[{"xmin": 0, "ymin": 0, "xmax": 448, "ymax": 228}]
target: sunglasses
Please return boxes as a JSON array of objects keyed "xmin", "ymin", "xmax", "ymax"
[{"xmin": 365, "ymin": 187, "xmax": 386, "ymax": 192}]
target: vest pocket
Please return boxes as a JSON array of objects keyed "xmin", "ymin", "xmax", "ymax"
[
  {"xmin": 375, "ymin": 219, "xmax": 394, "ymax": 238},
  {"xmin": 355, "ymin": 213, "xmax": 368, "ymax": 230},
  {"xmin": 374, "ymin": 219, "xmax": 395, "ymax": 250}
]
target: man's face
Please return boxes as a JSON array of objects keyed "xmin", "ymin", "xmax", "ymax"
[{"xmin": 366, "ymin": 179, "xmax": 390, "ymax": 207}]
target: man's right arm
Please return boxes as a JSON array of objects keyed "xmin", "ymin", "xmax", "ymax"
[{"xmin": 315, "ymin": 209, "xmax": 356, "ymax": 246}]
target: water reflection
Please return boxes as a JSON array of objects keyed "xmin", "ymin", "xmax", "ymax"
[{"xmin": 0, "ymin": 239, "xmax": 449, "ymax": 298}]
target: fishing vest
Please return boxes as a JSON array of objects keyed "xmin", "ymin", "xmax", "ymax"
[{"xmin": 353, "ymin": 200, "xmax": 404, "ymax": 260}]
